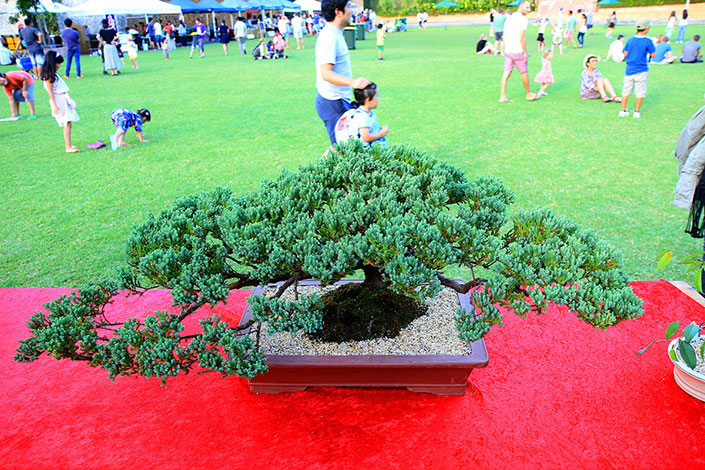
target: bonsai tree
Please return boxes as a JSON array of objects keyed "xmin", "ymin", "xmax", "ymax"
[{"xmin": 15, "ymin": 141, "xmax": 644, "ymax": 384}]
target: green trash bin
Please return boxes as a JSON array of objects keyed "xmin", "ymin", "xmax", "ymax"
[
  {"xmin": 343, "ymin": 27, "xmax": 356, "ymax": 50},
  {"xmin": 354, "ymin": 23, "xmax": 365, "ymax": 40}
]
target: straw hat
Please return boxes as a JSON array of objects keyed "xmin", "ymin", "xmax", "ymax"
[{"xmin": 583, "ymin": 53, "xmax": 598, "ymax": 68}]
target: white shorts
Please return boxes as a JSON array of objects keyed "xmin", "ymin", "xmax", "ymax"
[
  {"xmin": 293, "ymin": 29, "xmax": 303, "ymax": 39},
  {"xmin": 622, "ymin": 71, "xmax": 648, "ymax": 98}
]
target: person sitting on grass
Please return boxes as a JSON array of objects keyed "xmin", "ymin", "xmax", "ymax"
[
  {"xmin": 580, "ymin": 54, "xmax": 621, "ymax": 102},
  {"xmin": 476, "ymin": 33, "xmax": 493, "ymax": 54},
  {"xmin": 109, "ymin": 108, "xmax": 150, "ymax": 151},
  {"xmin": 681, "ymin": 35, "xmax": 702, "ymax": 63},
  {"xmin": 252, "ymin": 38, "xmax": 272, "ymax": 60},
  {"xmin": 652, "ymin": 36, "xmax": 677, "ymax": 64},
  {"xmin": 605, "ymin": 34, "xmax": 625, "ymax": 62},
  {"xmin": 334, "ymin": 82, "xmax": 388, "ymax": 147}
]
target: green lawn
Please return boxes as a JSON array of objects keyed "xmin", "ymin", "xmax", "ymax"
[{"xmin": 2, "ymin": 25, "xmax": 703, "ymax": 287}]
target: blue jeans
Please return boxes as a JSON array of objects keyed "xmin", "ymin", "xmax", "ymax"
[
  {"xmin": 577, "ymin": 32, "xmax": 585, "ymax": 46},
  {"xmin": 315, "ymin": 93, "xmax": 351, "ymax": 144},
  {"xmin": 65, "ymin": 47, "xmax": 81, "ymax": 77},
  {"xmin": 677, "ymin": 25, "xmax": 687, "ymax": 43}
]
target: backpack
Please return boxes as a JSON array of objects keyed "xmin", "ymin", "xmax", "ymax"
[{"xmin": 334, "ymin": 107, "xmax": 367, "ymax": 144}]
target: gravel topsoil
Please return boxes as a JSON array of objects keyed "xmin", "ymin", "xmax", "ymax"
[{"xmin": 257, "ymin": 284, "xmax": 473, "ymax": 356}]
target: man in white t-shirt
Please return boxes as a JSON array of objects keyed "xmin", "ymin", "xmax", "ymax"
[
  {"xmin": 292, "ymin": 13, "xmax": 305, "ymax": 49},
  {"xmin": 416, "ymin": 12, "xmax": 423, "ymax": 29},
  {"xmin": 235, "ymin": 17, "xmax": 247, "ymax": 55},
  {"xmin": 315, "ymin": 0, "xmax": 371, "ymax": 145},
  {"xmin": 498, "ymin": 1, "xmax": 538, "ymax": 102}
]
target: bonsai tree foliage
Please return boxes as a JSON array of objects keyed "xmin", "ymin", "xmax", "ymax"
[{"xmin": 15, "ymin": 141, "xmax": 644, "ymax": 384}]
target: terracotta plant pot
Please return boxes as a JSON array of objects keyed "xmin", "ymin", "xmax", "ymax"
[
  {"xmin": 238, "ymin": 280, "xmax": 489, "ymax": 396},
  {"xmin": 668, "ymin": 338, "xmax": 705, "ymax": 402}
]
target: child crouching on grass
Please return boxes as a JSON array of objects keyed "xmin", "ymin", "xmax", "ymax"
[
  {"xmin": 109, "ymin": 108, "xmax": 150, "ymax": 151},
  {"xmin": 334, "ymin": 82, "xmax": 388, "ymax": 147}
]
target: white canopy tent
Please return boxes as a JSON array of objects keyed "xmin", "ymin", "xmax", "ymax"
[
  {"xmin": 66, "ymin": 0, "xmax": 182, "ymax": 16},
  {"xmin": 294, "ymin": 0, "xmax": 321, "ymax": 13}
]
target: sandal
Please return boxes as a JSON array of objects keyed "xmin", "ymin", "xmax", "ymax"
[
  {"xmin": 602, "ymin": 95, "xmax": 611, "ymax": 103},
  {"xmin": 611, "ymin": 96, "xmax": 622, "ymax": 103}
]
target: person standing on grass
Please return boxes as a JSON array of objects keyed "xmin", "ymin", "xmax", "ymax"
[
  {"xmin": 376, "ymin": 23, "xmax": 385, "ymax": 60},
  {"xmin": 190, "ymin": 19, "xmax": 207, "ymax": 59},
  {"xmin": 147, "ymin": 18, "xmax": 156, "ymax": 50},
  {"xmin": 315, "ymin": 0, "xmax": 371, "ymax": 145},
  {"xmin": 606, "ymin": 11, "xmax": 616, "ymax": 38},
  {"xmin": 676, "ymin": 10, "xmax": 688, "ymax": 44},
  {"xmin": 577, "ymin": 13, "xmax": 587, "ymax": 48},
  {"xmin": 61, "ymin": 19, "xmax": 82, "ymax": 79},
  {"xmin": 19, "ymin": 18, "xmax": 44, "ymax": 77},
  {"xmin": 235, "ymin": 17, "xmax": 247, "ymax": 55},
  {"xmin": 498, "ymin": 1, "xmax": 537, "ymax": 103},
  {"xmin": 619, "ymin": 20, "xmax": 655, "ymax": 119},
  {"xmin": 0, "ymin": 71, "xmax": 38, "ymax": 120},
  {"xmin": 292, "ymin": 13, "xmax": 305, "ymax": 49},
  {"xmin": 219, "ymin": 20, "xmax": 231, "ymax": 56},
  {"xmin": 41, "ymin": 52, "xmax": 79, "ymax": 153},
  {"xmin": 681, "ymin": 35, "xmax": 702, "ymax": 63},
  {"xmin": 665, "ymin": 11, "xmax": 676, "ymax": 40},
  {"xmin": 493, "ymin": 8, "xmax": 506, "ymax": 55},
  {"xmin": 564, "ymin": 10, "xmax": 577, "ymax": 48}
]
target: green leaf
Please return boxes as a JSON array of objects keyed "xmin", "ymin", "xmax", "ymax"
[
  {"xmin": 669, "ymin": 349, "xmax": 678, "ymax": 362},
  {"xmin": 665, "ymin": 321, "xmax": 680, "ymax": 339},
  {"xmin": 677, "ymin": 251, "xmax": 705, "ymax": 264},
  {"xmin": 679, "ymin": 341, "xmax": 698, "ymax": 369},
  {"xmin": 683, "ymin": 324, "xmax": 700, "ymax": 343},
  {"xmin": 657, "ymin": 251, "xmax": 672, "ymax": 269},
  {"xmin": 701, "ymin": 342, "xmax": 705, "ymax": 361},
  {"xmin": 636, "ymin": 347, "xmax": 648, "ymax": 356},
  {"xmin": 695, "ymin": 267, "xmax": 703, "ymax": 293}
]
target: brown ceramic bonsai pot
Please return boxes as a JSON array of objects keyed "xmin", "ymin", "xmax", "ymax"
[{"xmin": 238, "ymin": 280, "xmax": 489, "ymax": 396}]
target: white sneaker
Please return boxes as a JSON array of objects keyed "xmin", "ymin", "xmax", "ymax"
[
  {"xmin": 618, "ymin": 110, "xmax": 629, "ymax": 117},
  {"xmin": 633, "ymin": 111, "xmax": 641, "ymax": 119}
]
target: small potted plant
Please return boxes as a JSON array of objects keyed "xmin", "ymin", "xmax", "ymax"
[
  {"xmin": 637, "ymin": 251, "xmax": 705, "ymax": 401},
  {"xmin": 14, "ymin": 142, "xmax": 645, "ymax": 394}
]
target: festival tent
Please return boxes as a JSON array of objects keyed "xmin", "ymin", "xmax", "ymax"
[
  {"xmin": 280, "ymin": 0, "xmax": 302, "ymax": 12},
  {"xmin": 596, "ymin": 0, "xmax": 621, "ymax": 4},
  {"xmin": 294, "ymin": 0, "xmax": 321, "ymax": 12},
  {"xmin": 221, "ymin": 0, "xmax": 250, "ymax": 12},
  {"xmin": 167, "ymin": 0, "xmax": 203, "ymax": 13},
  {"xmin": 66, "ymin": 0, "xmax": 182, "ymax": 16}
]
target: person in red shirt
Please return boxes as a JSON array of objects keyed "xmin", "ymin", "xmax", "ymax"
[{"xmin": 0, "ymin": 71, "xmax": 37, "ymax": 120}]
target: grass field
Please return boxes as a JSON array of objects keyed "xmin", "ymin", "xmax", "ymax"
[{"xmin": 2, "ymin": 24, "xmax": 704, "ymax": 287}]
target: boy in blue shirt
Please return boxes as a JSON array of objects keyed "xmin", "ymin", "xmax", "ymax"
[{"xmin": 619, "ymin": 19, "xmax": 655, "ymax": 119}]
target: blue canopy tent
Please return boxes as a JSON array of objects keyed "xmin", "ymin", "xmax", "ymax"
[
  {"xmin": 187, "ymin": 0, "xmax": 239, "ymax": 38},
  {"xmin": 507, "ymin": 0, "xmax": 522, "ymax": 6},
  {"xmin": 220, "ymin": 0, "xmax": 250, "ymax": 28},
  {"xmin": 280, "ymin": 0, "xmax": 302, "ymax": 13},
  {"xmin": 596, "ymin": 0, "xmax": 622, "ymax": 4},
  {"xmin": 168, "ymin": 0, "xmax": 202, "ymax": 13}
]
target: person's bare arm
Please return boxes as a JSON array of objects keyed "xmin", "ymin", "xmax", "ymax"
[
  {"xmin": 37, "ymin": 32, "xmax": 43, "ymax": 44},
  {"xmin": 20, "ymin": 76, "xmax": 29, "ymax": 99},
  {"xmin": 520, "ymin": 30, "xmax": 526, "ymax": 55},
  {"xmin": 136, "ymin": 130, "xmax": 147, "ymax": 142},
  {"xmin": 43, "ymin": 80, "xmax": 58, "ymax": 115},
  {"xmin": 319, "ymin": 63, "xmax": 370, "ymax": 89},
  {"xmin": 358, "ymin": 126, "xmax": 388, "ymax": 143}
]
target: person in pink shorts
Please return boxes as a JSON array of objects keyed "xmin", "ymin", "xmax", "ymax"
[{"xmin": 498, "ymin": 1, "xmax": 538, "ymax": 102}]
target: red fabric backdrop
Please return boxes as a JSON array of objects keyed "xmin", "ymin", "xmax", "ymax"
[{"xmin": 1, "ymin": 280, "xmax": 704, "ymax": 469}]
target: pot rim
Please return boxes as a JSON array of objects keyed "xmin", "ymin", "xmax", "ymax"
[{"xmin": 668, "ymin": 338, "xmax": 705, "ymax": 381}]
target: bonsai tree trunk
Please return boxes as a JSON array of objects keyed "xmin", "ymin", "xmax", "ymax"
[{"xmin": 362, "ymin": 265, "xmax": 389, "ymax": 289}]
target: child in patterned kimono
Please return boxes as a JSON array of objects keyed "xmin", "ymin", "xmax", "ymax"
[{"xmin": 109, "ymin": 108, "xmax": 151, "ymax": 150}]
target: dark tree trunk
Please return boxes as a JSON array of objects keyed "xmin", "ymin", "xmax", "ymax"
[{"xmin": 362, "ymin": 265, "xmax": 389, "ymax": 289}]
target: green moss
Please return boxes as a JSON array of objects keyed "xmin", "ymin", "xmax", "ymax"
[{"xmin": 308, "ymin": 283, "xmax": 428, "ymax": 342}]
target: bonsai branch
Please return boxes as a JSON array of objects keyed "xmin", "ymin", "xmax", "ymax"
[{"xmin": 437, "ymin": 274, "xmax": 486, "ymax": 294}]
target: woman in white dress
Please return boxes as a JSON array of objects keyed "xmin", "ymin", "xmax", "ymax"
[
  {"xmin": 665, "ymin": 11, "xmax": 677, "ymax": 40},
  {"xmin": 41, "ymin": 51, "xmax": 80, "ymax": 153}
]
